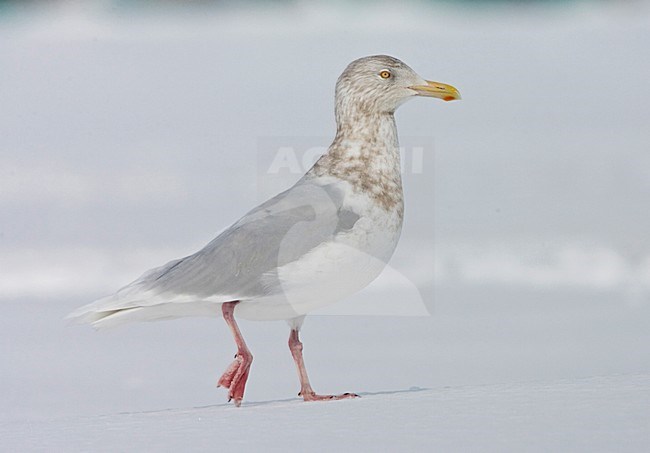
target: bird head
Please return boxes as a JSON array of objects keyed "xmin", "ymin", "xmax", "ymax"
[{"xmin": 335, "ymin": 55, "xmax": 461, "ymax": 116}]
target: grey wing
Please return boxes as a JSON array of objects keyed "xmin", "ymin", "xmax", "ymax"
[{"xmin": 70, "ymin": 179, "xmax": 360, "ymax": 316}]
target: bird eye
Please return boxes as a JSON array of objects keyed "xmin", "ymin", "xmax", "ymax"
[{"xmin": 379, "ymin": 70, "xmax": 391, "ymax": 79}]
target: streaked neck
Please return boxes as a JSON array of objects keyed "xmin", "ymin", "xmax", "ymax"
[{"xmin": 309, "ymin": 111, "xmax": 403, "ymax": 214}]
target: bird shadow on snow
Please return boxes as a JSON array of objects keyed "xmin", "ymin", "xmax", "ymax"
[
  {"xmin": 356, "ymin": 386, "xmax": 429, "ymax": 397},
  {"xmin": 241, "ymin": 386, "xmax": 430, "ymax": 408},
  {"xmin": 110, "ymin": 387, "xmax": 430, "ymax": 416}
]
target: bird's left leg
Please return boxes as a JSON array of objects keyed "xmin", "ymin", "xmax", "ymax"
[{"xmin": 217, "ymin": 301, "xmax": 253, "ymax": 407}]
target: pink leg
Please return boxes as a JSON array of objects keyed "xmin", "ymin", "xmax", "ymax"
[
  {"xmin": 288, "ymin": 329, "xmax": 358, "ymax": 402},
  {"xmin": 217, "ymin": 301, "xmax": 253, "ymax": 407}
]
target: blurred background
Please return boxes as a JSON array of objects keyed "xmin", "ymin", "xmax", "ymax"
[{"xmin": 1, "ymin": 0, "xmax": 649, "ymax": 422}]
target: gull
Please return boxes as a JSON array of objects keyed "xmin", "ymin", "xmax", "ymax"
[{"xmin": 68, "ymin": 55, "xmax": 460, "ymax": 406}]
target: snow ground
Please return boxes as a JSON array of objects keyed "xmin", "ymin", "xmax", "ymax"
[
  {"xmin": 2, "ymin": 1, "xmax": 650, "ymax": 451},
  {"xmin": 3, "ymin": 291, "xmax": 650, "ymax": 451},
  {"xmin": 3, "ymin": 374, "xmax": 649, "ymax": 452}
]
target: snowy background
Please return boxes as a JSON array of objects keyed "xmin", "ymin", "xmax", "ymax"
[{"xmin": 1, "ymin": 0, "xmax": 650, "ymax": 450}]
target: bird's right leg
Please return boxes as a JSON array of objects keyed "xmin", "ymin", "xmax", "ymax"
[
  {"xmin": 288, "ymin": 328, "xmax": 358, "ymax": 402},
  {"xmin": 217, "ymin": 301, "xmax": 253, "ymax": 407}
]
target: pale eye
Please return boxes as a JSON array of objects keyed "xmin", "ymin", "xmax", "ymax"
[{"xmin": 379, "ymin": 70, "xmax": 391, "ymax": 79}]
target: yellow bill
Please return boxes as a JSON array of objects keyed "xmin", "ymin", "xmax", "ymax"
[{"xmin": 409, "ymin": 80, "xmax": 461, "ymax": 102}]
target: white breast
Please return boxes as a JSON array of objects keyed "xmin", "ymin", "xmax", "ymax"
[{"xmin": 236, "ymin": 179, "xmax": 403, "ymax": 321}]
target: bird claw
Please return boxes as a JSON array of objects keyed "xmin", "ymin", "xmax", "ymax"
[
  {"xmin": 300, "ymin": 391, "xmax": 359, "ymax": 402},
  {"xmin": 217, "ymin": 351, "xmax": 252, "ymax": 407}
]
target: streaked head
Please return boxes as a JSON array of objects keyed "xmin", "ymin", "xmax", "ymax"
[{"xmin": 335, "ymin": 55, "xmax": 460, "ymax": 116}]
